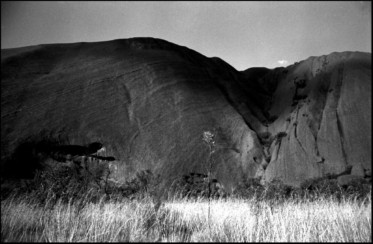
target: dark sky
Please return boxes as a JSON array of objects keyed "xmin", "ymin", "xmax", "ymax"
[{"xmin": 1, "ymin": 1, "xmax": 371, "ymax": 70}]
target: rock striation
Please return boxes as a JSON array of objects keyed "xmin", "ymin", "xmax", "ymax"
[{"xmin": 1, "ymin": 37, "xmax": 371, "ymax": 189}]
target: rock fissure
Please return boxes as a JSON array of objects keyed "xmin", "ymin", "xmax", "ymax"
[
  {"xmin": 336, "ymin": 108, "xmax": 347, "ymax": 165},
  {"xmin": 335, "ymin": 64, "xmax": 348, "ymax": 166},
  {"xmin": 211, "ymin": 78, "xmax": 256, "ymax": 132},
  {"xmin": 310, "ymin": 60, "xmax": 334, "ymax": 165},
  {"xmin": 275, "ymin": 135, "xmax": 282, "ymax": 161}
]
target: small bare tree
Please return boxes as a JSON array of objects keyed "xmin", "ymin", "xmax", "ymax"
[{"xmin": 202, "ymin": 130, "xmax": 216, "ymax": 240}]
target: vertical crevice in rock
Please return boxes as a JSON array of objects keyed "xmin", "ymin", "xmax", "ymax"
[
  {"xmin": 336, "ymin": 111, "xmax": 347, "ymax": 165},
  {"xmin": 209, "ymin": 76, "xmax": 256, "ymax": 132},
  {"xmin": 314, "ymin": 133, "xmax": 321, "ymax": 158},
  {"xmin": 312, "ymin": 57, "xmax": 333, "ymax": 164},
  {"xmin": 313, "ymin": 56, "xmax": 332, "ymax": 133},
  {"xmin": 275, "ymin": 137, "xmax": 282, "ymax": 162},
  {"xmin": 293, "ymin": 107, "xmax": 307, "ymax": 155},
  {"xmin": 335, "ymin": 64, "xmax": 348, "ymax": 166}
]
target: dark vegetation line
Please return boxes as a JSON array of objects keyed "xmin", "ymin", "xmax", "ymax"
[
  {"xmin": 1, "ymin": 142, "xmax": 370, "ymax": 205},
  {"xmin": 1, "ymin": 129, "xmax": 370, "ymax": 202}
]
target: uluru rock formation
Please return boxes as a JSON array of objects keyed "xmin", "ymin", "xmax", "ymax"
[{"xmin": 1, "ymin": 37, "xmax": 371, "ymax": 191}]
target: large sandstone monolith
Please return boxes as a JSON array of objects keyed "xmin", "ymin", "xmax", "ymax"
[{"xmin": 1, "ymin": 38, "xmax": 371, "ymax": 189}]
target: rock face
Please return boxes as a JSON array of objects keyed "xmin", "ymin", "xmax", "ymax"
[
  {"xmin": 247, "ymin": 52, "xmax": 372, "ymax": 187},
  {"xmin": 243, "ymin": 52, "xmax": 371, "ymax": 185},
  {"xmin": 337, "ymin": 175, "xmax": 364, "ymax": 186},
  {"xmin": 1, "ymin": 37, "xmax": 371, "ymax": 189}
]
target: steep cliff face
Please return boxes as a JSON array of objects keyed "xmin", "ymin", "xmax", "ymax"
[
  {"xmin": 243, "ymin": 52, "xmax": 371, "ymax": 186},
  {"xmin": 1, "ymin": 38, "xmax": 371, "ymax": 189},
  {"xmin": 1, "ymin": 38, "xmax": 266, "ymax": 191}
]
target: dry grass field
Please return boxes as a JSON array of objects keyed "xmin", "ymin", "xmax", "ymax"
[{"xmin": 1, "ymin": 192, "xmax": 371, "ymax": 242}]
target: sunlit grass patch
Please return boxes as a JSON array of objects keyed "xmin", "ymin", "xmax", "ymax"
[
  {"xmin": 1, "ymin": 193, "xmax": 371, "ymax": 242},
  {"xmin": 166, "ymin": 196, "xmax": 371, "ymax": 242}
]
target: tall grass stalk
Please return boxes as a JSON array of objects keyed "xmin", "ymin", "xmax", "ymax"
[{"xmin": 202, "ymin": 130, "xmax": 216, "ymax": 241}]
